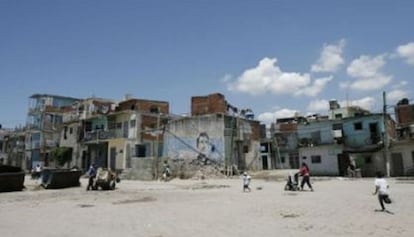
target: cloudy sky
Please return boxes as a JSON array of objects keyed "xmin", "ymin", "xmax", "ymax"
[{"xmin": 1, "ymin": 0, "xmax": 413, "ymax": 128}]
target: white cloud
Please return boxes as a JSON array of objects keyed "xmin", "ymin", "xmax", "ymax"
[
  {"xmin": 311, "ymin": 39, "xmax": 345, "ymax": 73},
  {"xmin": 339, "ymin": 97, "xmax": 376, "ymax": 111},
  {"xmin": 221, "ymin": 74, "xmax": 233, "ymax": 83},
  {"xmin": 391, "ymin": 80, "xmax": 408, "ymax": 89},
  {"xmin": 387, "ymin": 89, "xmax": 408, "ymax": 103},
  {"xmin": 346, "ymin": 55, "xmax": 392, "ymax": 90},
  {"xmin": 227, "ymin": 57, "xmax": 329, "ymax": 97},
  {"xmin": 295, "ymin": 76, "xmax": 333, "ymax": 96},
  {"xmin": 257, "ymin": 108, "xmax": 298, "ymax": 125},
  {"xmin": 307, "ymin": 99, "xmax": 329, "ymax": 112},
  {"xmin": 396, "ymin": 42, "xmax": 414, "ymax": 66},
  {"xmin": 339, "ymin": 81, "xmax": 350, "ymax": 89},
  {"xmin": 347, "ymin": 55, "xmax": 385, "ymax": 78},
  {"xmin": 349, "ymin": 74, "xmax": 392, "ymax": 90}
]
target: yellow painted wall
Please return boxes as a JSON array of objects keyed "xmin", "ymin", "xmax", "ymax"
[{"xmin": 108, "ymin": 138, "xmax": 126, "ymax": 169}]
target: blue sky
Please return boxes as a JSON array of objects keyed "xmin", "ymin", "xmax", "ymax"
[{"xmin": 1, "ymin": 0, "xmax": 414, "ymax": 128}]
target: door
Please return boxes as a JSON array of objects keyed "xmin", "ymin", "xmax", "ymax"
[
  {"xmin": 262, "ymin": 155, "xmax": 268, "ymax": 170},
  {"xmin": 110, "ymin": 147, "xmax": 116, "ymax": 170},
  {"xmin": 391, "ymin": 153, "xmax": 404, "ymax": 177},
  {"xmin": 337, "ymin": 153, "xmax": 349, "ymax": 176},
  {"xmin": 369, "ymin": 123, "xmax": 379, "ymax": 144}
]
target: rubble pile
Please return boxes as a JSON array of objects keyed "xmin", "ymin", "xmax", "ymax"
[{"xmin": 172, "ymin": 157, "xmax": 226, "ymax": 180}]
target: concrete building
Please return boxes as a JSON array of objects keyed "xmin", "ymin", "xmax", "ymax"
[
  {"xmin": 297, "ymin": 117, "xmax": 344, "ymax": 176},
  {"xmin": 1, "ymin": 129, "xmax": 26, "ymax": 169},
  {"xmin": 342, "ymin": 113, "xmax": 396, "ymax": 177},
  {"xmin": 25, "ymin": 94, "xmax": 81, "ymax": 169},
  {"xmin": 164, "ymin": 93, "xmax": 262, "ymax": 174},
  {"xmin": 59, "ymin": 95, "xmax": 170, "ymax": 178},
  {"xmin": 270, "ymin": 117, "xmax": 302, "ymax": 169},
  {"xmin": 391, "ymin": 98, "xmax": 414, "ymax": 176},
  {"xmin": 328, "ymin": 99, "xmax": 370, "ymax": 120}
]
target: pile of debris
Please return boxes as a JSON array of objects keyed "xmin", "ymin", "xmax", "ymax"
[{"xmin": 173, "ymin": 156, "xmax": 226, "ymax": 180}]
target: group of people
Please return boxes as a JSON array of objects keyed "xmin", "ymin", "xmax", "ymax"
[
  {"xmin": 242, "ymin": 162, "xmax": 314, "ymax": 192},
  {"xmin": 242, "ymin": 162, "xmax": 392, "ymax": 212}
]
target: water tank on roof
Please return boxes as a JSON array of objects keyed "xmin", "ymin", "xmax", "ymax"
[{"xmin": 397, "ymin": 98, "xmax": 409, "ymax": 105}]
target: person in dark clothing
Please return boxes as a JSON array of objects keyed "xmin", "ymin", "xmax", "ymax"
[
  {"xmin": 86, "ymin": 164, "xmax": 97, "ymax": 191},
  {"xmin": 298, "ymin": 162, "xmax": 314, "ymax": 191}
]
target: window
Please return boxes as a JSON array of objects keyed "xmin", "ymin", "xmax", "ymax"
[
  {"xmin": 332, "ymin": 123, "xmax": 343, "ymax": 130},
  {"xmin": 311, "ymin": 155, "xmax": 321, "ymax": 163},
  {"xmin": 69, "ymin": 127, "xmax": 73, "ymax": 134},
  {"xmin": 150, "ymin": 106, "xmax": 160, "ymax": 114},
  {"xmin": 243, "ymin": 145, "xmax": 249, "ymax": 153},
  {"xmin": 411, "ymin": 151, "xmax": 414, "ymax": 164},
  {"xmin": 260, "ymin": 144, "xmax": 269, "ymax": 152},
  {"xmin": 130, "ymin": 119, "xmax": 136, "ymax": 128},
  {"xmin": 281, "ymin": 156, "xmax": 286, "ymax": 163},
  {"xmin": 335, "ymin": 113, "xmax": 343, "ymax": 119},
  {"xmin": 354, "ymin": 122, "xmax": 363, "ymax": 130},
  {"xmin": 63, "ymin": 126, "xmax": 68, "ymax": 140}
]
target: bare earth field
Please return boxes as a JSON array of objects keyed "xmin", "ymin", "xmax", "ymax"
[{"xmin": 1, "ymin": 174, "xmax": 413, "ymax": 237}]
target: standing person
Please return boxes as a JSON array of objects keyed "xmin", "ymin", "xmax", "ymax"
[
  {"xmin": 86, "ymin": 163, "xmax": 97, "ymax": 191},
  {"xmin": 373, "ymin": 171, "xmax": 392, "ymax": 211},
  {"xmin": 298, "ymin": 162, "xmax": 314, "ymax": 191},
  {"xmin": 242, "ymin": 172, "xmax": 251, "ymax": 192},
  {"xmin": 34, "ymin": 163, "xmax": 42, "ymax": 179},
  {"xmin": 162, "ymin": 160, "xmax": 171, "ymax": 181}
]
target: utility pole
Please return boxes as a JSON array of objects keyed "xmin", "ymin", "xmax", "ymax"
[
  {"xmin": 154, "ymin": 112, "xmax": 161, "ymax": 179},
  {"xmin": 383, "ymin": 91, "xmax": 390, "ymax": 177}
]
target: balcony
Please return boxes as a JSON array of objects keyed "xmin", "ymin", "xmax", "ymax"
[{"xmin": 83, "ymin": 129, "xmax": 127, "ymax": 142}]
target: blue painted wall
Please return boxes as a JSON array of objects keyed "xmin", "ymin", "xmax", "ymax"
[{"xmin": 342, "ymin": 114, "xmax": 384, "ymax": 147}]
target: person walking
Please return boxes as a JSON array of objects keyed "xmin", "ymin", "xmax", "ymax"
[
  {"xmin": 298, "ymin": 162, "xmax": 314, "ymax": 191},
  {"xmin": 162, "ymin": 160, "xmax": 171, "ymax": 181},
  {"xmin": 86, "ymin": 163, "xmax": 97, "ymax": 191},
  {"xmin": 373, "ymin": 171, "xmax": 392, "ymax": 212}
]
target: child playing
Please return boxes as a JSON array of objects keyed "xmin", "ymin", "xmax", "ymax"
[
  {"xmin": 373, "ymin": 171, "xmax": 392, "ymax": 211},
  {"xmin": 242, "ymin": 172, "xmax": 251, "ymax": 192}
]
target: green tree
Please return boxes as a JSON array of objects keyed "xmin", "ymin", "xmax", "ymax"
[{"xmin": 51, "ymin": 147, "xmax": 73, "ymax": 167}]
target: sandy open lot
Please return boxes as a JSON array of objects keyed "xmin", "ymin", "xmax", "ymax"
[{"xmin": 1, "ymin": 173, "xmax": 413, "ymax": 237}]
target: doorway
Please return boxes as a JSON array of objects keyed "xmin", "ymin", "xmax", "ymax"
[{"xmin": 391, "ymin": 153, "xmax": 404, "ymax": 176}]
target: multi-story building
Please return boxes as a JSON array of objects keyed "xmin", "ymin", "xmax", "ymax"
[
  {"xmin": 296, "ymin": 116, "xmax": 344, "ymax": 176},
  {"xmin": 390, "ymin": 98, "xmax": 414, "ymax": 176},
  {"xmin": 270, "ymin": 117, "xmax": 302, "ymax": 169},
  {"xmin": 341, "ymin": 113, "xmax": 396, "ymax": 177},
  {"xmin": 25, "ymin": 94, "xmax": 81, "ymax": 169},
  {"xmin": 270, "ymin": 99, "xmax": 399, "ymax": 177},
  {"xmin": 60, "ymin": 95, "xmax": 170, "ymax": 176}
]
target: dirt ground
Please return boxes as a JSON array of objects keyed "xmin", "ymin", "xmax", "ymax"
[{"xmin": 1, "ymin": 174, "xmax": 413, "ymax": 237}]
